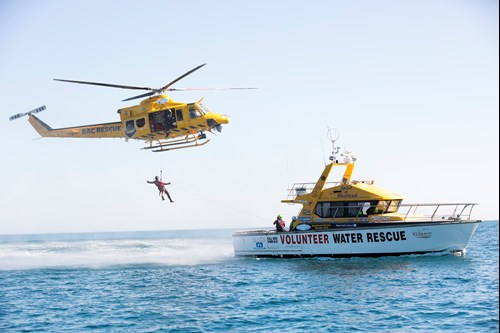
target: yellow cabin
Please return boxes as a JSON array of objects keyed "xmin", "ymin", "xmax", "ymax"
[{"xmin": 283, "ymin": 154, "xmax": 407, "ymax": 230}]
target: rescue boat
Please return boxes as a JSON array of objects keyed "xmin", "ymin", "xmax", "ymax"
[{"xmin": 233, "ymin": 133, "xmax": 481, "ymax": 258}]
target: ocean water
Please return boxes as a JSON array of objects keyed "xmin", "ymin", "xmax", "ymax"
[{"xmin": 0, "ymin": 221, "xmax": 498, "ymax": 333}]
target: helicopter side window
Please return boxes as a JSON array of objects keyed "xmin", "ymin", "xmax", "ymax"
[
  {"xmin": 136, "ymin": 118, "xmax": 146, "ymax": 128},
  {"xmin": 189, "ymin": 107, "xmax": 202, "ymax": 119},
  {"xmin": 175, "ymin": 109, "xmax": 183, "ymax": 121}
]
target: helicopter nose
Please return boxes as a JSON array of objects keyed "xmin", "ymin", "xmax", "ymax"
[
  {"xmin": 209, "ymin": 114, "xmax": 229, "ymax": 125},
  {"xmin": 218, "ymin": 115, "xmax": 229, "ymax": 125}
]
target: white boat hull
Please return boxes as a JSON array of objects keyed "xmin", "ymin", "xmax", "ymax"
[{"xmin": 233, "ymin": 221, "xmax": 481, "ymax": 257}]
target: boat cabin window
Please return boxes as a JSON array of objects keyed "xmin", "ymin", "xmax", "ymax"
[
  {"xmin": 368, "ymin": 200, "xmax": 401, "ymax": 214},
  {"xmin": 315, "ymin": 202, "xmax": 357, "ymax": 218},
  {"xmin": 315, "ymin": 202, "xmax": 344, "ymax": 218},
  {"xmin": 387, "ymin": 200, "xmax": 401, "ymax": 213},
  {"xmin": 314, "ymin": 200, "xmax": 402, "ymax": 218}
]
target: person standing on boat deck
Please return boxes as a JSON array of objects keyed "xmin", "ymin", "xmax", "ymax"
[
  {"xmin": 273, "ymin": 214, "xmax": 286, "ymax": 232},
  {"xmin": 147, "ymin": 176, "xmax": 174, "ymax": 202},
  {"xmin": 289, "ymin": 216, "xmax": 297, "ymax": 231}
]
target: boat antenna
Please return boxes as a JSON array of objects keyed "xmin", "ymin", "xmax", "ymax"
[{"xmin": 327, "ymin": 127, "xmax": 340, "ymax": 163}]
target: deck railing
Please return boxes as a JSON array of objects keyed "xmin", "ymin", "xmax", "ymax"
[
  {"xmin": 233, "ymin": 203, "xmax": 479, "ymax": 236},
  {"xmin": 322, "ymin": 203, "xmax": 479, "ymax": 222},
  {"xmin": 285, "ymin": 180, "xmax": 374, "ymax": 200},
  {"xmin": 397, "ymin": 203, "xmax": 478, "ymax": 222},
  {"xmin": 287, "ymin": 202, "xmax": 479, "ymax": 224},
  {"xmin": 284, "ymin": 182, "xmax": 478, "ymax": 223}
]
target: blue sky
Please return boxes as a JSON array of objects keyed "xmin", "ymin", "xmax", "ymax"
[{"xmin": 0, "ymin": 0, "xmax": 498, "ymax": 234}]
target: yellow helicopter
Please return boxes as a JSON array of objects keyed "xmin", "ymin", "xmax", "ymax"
[{"xmin": 10, "ymin": 64, "xmax": 255, "ymax": 152}]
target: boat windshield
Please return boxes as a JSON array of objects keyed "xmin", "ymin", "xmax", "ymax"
[{"xmin": 376, "ymin": 200, "xmax": 401, "ymax": 213}]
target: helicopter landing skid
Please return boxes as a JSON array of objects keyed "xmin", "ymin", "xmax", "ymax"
[{"xmin": 142, "ymin": 135, "xmax": 210, "ymax": 152}]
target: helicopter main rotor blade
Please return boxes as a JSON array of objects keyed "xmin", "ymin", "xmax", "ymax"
[
  {"xmin": 54, "ymin": 79, "xmax": 154, "ymax": 91},
  {"xmin": 167, "ymin": 87, "xmax": 258, "ymax": 91},
  {"xmin": 122, "ymin": 91, "xmax": 156, "ymax": 102},
  {"xmin": 54, "ymin": 64, "xmax": 254, "ymax": 102},
  {"xmin": 160, "ymin": 64, "xmax": 207, "ymax": 91}
]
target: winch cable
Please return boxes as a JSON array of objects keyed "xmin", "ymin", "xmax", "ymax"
[
  {"xmin": 169, "ymin": 183, "xmax": 269, "ymax": 222},
  {"xmin": 158, "ymin": 154, "xmax": 269, "ymax": 222}
]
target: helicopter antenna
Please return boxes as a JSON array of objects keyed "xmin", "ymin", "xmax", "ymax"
[{"xmin": 327, "ymin": 127, "xmax": 340, "ymax": 163}]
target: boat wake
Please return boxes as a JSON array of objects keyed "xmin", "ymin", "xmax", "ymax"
[{"xmin": 0, "ymin": 237, "xmax": 234, "ymax": 270}]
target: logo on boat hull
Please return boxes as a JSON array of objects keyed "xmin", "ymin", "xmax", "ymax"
[
  {"xmin": 296, "ymin": 224, "xmax": 312, "ymax": 231},
  {"xmin": 412, "ymin": 229, "xmax": 432, "ymax": 238}
]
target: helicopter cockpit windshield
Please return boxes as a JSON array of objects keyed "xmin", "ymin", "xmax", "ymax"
[
  {"xmin": 197, "ymin": 103, "xmax": 211, "ymax": 114},
  {"xmin": 189, "ymin": 106, "xmax": 203, "ymax": 119}
]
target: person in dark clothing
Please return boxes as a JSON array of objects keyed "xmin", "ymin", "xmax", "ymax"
[{"xmin": 289, "ymin": 216, "xmax": 297, "ymax": 231}]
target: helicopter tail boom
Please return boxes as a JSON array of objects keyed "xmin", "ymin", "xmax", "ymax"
[{"xmin": 28, "ymin": 114, "xmax": 124, "ymax": 139}]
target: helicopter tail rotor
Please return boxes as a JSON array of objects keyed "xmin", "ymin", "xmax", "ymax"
[{"xmin": 9, "ymin": 105, "xmax": 46, "ymax": 121}]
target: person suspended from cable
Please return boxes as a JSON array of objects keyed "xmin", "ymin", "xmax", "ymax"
[{"xmin": 147, "ymin": 175, "xmax": 174, "ymax": 203}]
